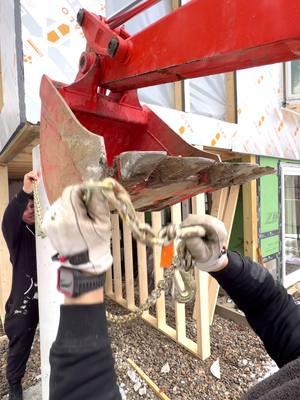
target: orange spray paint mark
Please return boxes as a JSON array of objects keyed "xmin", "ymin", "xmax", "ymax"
[{"xmin": 160, "ymin": 242, "xmax": 174, "ymax": 269}]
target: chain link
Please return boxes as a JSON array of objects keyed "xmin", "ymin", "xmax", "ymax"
[
  {"xmin": 32, "ymin": 178, "xmax": 198, "ymax": 323},
  {"xmin": 106, "ymin": 268, "xmax": 174, "ymax": 323},
  {"xmin": 33, "ymin": 181, "xmax": 46, "ymax": 239}
]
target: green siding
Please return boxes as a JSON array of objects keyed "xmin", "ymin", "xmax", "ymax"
[{"xmin": 259, "ymin": 157, "xmax": 279, "ymax": 234}]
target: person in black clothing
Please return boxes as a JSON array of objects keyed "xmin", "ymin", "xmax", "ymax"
[
  {"xmin": 42, "ymin": 184, "xmax": 300, "ymax": 400},
  {"xmin": 2, "ymin": 171, "xmax": 39, "ymax": 400}
]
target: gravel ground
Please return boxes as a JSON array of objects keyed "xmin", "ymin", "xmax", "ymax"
[
  {"xmin": 0, "ymin": 301, "xmax": 272, "ymax": 400},
  {"xmin": 0, "ymin": 331, "xmax": 41, "ymax": 399},
  {"xmin": 107, "ymin": 300, "xmax": 272, "ymax": 400}
]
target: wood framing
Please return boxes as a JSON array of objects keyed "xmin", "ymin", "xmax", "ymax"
[
  {"xmin": 0, "ymin": 165, "xmax": 11, "ymax": 323},
  {"xmin": 105, "ymin": 186, "xmax": 240, "ymax": 359},
  {"xmin": 225, "ymin": 72, "xmax": 237, "ymax": 123},
  {"xmin": 192, "ymin": 194, "xmax": 211, "ymax": 359},
  {"xmin": 172, "ymin": 0, "xmax": 184, "ymax": 112},
  {"xmin": 208, "ymin": 185, "xmax": 240, "ymax": 324},
  {"xmin": 242, "ymin": 155, "xmax": 258, "ymax": 261}
]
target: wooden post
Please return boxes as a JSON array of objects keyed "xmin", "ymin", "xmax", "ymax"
[
  {"xmin": 225, "ymin": 72, "xmax": 237, "ymax": 123},
  {"xmin": 192, "ymin": 194, "xmax": 211, "ymax": 359},
  {"xmin": 242, "ymin": 155, "xmax": 258, "ymax": 261},
  {"xmin": 123, "ymin": 222, "xmax": 135, "ymax": 310},
  {"xmin": 152, "ymin": 211, "xmax": 166, "ymax": 329},
  {"xmin": 136, "ymin": 212, "xmax": 149, "ymax": 309},
  {"xmin": 111, "ymin": 214, "xmax": 123, "ymax": 301},
  {"xmin": 0, "ymin": 165, "xmax": 11, "ymax": 323},
  {"xmin": 171, "ymin": 203, "xmax": 186, "ymax": 342},
  {"xmin": 208, "ymin": 186, "xmax": 240, "ymax": 324}
]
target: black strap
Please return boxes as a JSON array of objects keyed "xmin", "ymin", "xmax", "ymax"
[
  {"xmin": 52, "ymin": 250, "xmax": 90, "ymax": 265},
  {"xmin": 77, "ymin": 273, "xmax": 106, "ymax": 295}
]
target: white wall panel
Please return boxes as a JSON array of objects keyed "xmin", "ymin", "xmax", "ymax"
[
  {"xmin": 236, "ymin": 64, "xmax": 300, "ymax": 159},
  {"xmin": 0, "ymin": 0, "xmax": 22, "ymax": 153}
]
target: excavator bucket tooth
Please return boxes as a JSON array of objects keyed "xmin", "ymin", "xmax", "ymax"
[{"xmin": 40, "ymin": 75, "xmax": 274, "ymax": 211}]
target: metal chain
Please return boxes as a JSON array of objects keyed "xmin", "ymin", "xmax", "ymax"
[
  {"xmin": 106, "ymin": 268, "xmax": 175, "ymax": 323},
  {"xmin": 32, "ymin": 179, "xmax": 198, "ymax": 323},
  {"xmin": 32, "ymin": 181, "xmax": 46, "ymax": 239}
]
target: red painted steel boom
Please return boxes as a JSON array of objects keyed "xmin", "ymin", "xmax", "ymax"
[{"xmin": 79, "ymin": 0, "xmax": 300, "ymax": 92}]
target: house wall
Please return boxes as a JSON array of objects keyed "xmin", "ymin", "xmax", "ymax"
[
  {"xmin": 0, "ymin": 0, "xmax": 24, "ymax": 153},
  {"xmin": 258, "ymin": 156, "xmax": 300, "ymax": 283},
  {"xmin": 20, "ymin": 0, "xmax": 105, "ymax": 124},
  {"xmin": 236, "ymin": 65, "xmax": 300, "ymax": 158}
]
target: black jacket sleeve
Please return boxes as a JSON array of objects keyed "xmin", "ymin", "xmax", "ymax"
[
  {"xmin": 49, "ymin": 303, "xmax": 121, "ymax": 400},
  {"xmin": 211, "ymin": 251, "xmax": 300, "ymax": 367},
  {"xmin": 1, "ymin": 190, "xmax": 32, "ymax": 249}
]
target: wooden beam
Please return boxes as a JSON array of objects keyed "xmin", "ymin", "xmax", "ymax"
[
  {"xmin": 151, "ymin": 211, "xmax": 166, "ymax": 329},
  {"xmin": 242, "ymin": 155, "xmax": 258, "ymax": 261},
  {"xmin": 111, "ymin": 214, "xmax": 123, "ymax": 301},
  {"xmin": 208, "ymin": 186, "xmax": 240, "ymax": 324},
  {"xmin": 0, "ymin": 123, "xmax": 39, "ymax": 164},
  {"xmin": 225, "ymin": 72, "xmax": 237, "ymax": 123},
  {"xmin": 192, "ymin": 194, "xmax": 211, "ymax": 360},
  {"xmin": 123, "ymin": 223, "xmax": 135, "ymax": 310},
  {"xmin": 136, "ymin": 212, "xmax": 149, "ymax": 309},
  {"xmin": 127, "ymin": 358, "xmax": 171, "ymax": 400},
  {"xmin": 0, "ymin": 165, "xmax": 12, "ymax": 323},
  {"xmin": 171, "ymin": 203, "xmax": 187, "ymax": 343},
  {"xmin": 216, "ymin": 303, "xmax": 248, "ymax": 328}
]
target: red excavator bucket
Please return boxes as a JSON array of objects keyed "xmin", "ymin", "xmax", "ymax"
[
  {"xmin": 39, "ymin": 0, "xmax": 300, "ymax": 209},
  {"xmin": 39, "ymin": 74, "xmax": 273, "ymax": 211}
]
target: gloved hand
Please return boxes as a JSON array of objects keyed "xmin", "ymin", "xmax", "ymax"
[
  {"xmin": 42, "ymin": 184, "xmax": 113, "ymax": 275},
  {"xmin": 180, "ymin": 214, "xmax": 228, "ymax": 272}
]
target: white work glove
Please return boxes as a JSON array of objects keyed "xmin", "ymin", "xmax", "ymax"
[
  {"xmin": 42, "ymin": 184, "xmax": 113, "ymax": 275},
  {"xmin": 180, "ymin": 214, "xmax": 228, "ymax": 272}
]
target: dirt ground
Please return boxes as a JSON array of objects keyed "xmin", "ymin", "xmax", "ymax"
[{"xmin": 0, "ymin": 298, "xmax": 273, "ymax": 400}]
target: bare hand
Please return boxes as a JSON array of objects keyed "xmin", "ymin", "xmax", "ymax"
[{"xmin": 23, "ymin": 171, "xmax": 38, "ymax": 194}]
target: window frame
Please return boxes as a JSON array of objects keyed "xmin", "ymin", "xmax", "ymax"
[{"xmin": 285, "ymin": 61, "xmax": 300, "ymax": 103}]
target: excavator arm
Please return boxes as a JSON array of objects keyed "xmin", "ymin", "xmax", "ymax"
[
  {"xmin": 81, "ymin": 0, "xmax": 300, "ymax": 91},
  {"xmin": 40, "ymin": 0, "xmax": 300, "ymax": 210}
]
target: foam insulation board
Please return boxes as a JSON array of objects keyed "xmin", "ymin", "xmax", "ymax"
[{"xmin": 20, "ymin": 0, "xmax": 106, "ymax": 124}]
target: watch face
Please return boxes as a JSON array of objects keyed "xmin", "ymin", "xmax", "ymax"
[{"xmin": 57, "ymin": 268, "xmax": 75, "ymax": 297}]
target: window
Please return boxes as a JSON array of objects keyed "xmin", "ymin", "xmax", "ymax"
[
  {"xmin": 280, "ymin": 163, "xmax": 300, "ymax": 287},
  {"xmin": 285, "ymin": 60, "xmax": 300, "ymax": 102}
]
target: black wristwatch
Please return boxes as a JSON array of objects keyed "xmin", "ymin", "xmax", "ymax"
[{"xmin": 57, "ymin": 267, "xmax": 105, "ymax": 298}]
